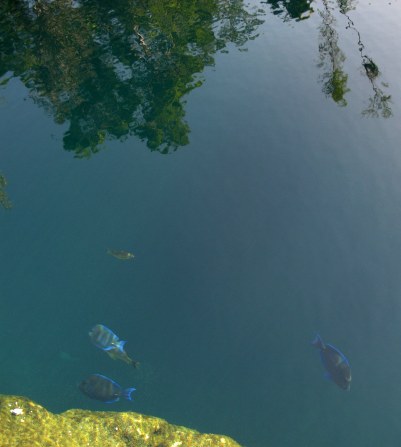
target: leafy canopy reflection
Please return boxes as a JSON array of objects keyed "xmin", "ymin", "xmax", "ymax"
[{"xmin": 0, "ymin": 0, "xmax": 263, "ymax": 156}]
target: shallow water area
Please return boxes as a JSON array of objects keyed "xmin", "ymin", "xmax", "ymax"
[{"xmin": 1, "ymin": 1, "xmax": 401, "ymax": 446}]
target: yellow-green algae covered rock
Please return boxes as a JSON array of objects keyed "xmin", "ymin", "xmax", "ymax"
[{"xmin": 0, "ymin": 395, "xmax": 242, "ymax": 447}]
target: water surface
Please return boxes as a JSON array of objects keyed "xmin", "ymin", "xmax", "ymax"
[{"xmin": 1, "ymin": 1, "xmax": 401, "ymax": 446}]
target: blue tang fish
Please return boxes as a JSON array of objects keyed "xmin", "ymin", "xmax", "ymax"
[
  {"xmin": 79, "ymin": 374, "xmax": 136, "ymax": 403},
  {"xmin": 89, "ymin": 324, "xmax": 139, "ymax": 368},
  {"xmin": 89, "ymin": 324, "xmax": 124, "ymax": 351},
  {"xmin": 312, "ymin": 334, "xmax": 351, "ymax": 390}
]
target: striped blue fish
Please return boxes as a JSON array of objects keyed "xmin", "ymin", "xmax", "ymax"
[
  {"xmin": 89, "ymin": 324, "xmax": 139, "ymax": 368},
  {"xmin": 79, "ymin": 374, "xmax": 136, "ymax": 403},
  {"xmin": 89, "ymin": 324, "xmax": 125, "ymax": 352}
]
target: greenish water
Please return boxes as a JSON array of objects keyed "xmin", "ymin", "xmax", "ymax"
[{"xmin": 1, "ymin": 1, "xmax": 401, "ymax": 446}]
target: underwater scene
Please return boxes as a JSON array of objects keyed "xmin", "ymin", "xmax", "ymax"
[{"xmin": 1, "ymin": 0, "xmax": 401, "ymax": 446}]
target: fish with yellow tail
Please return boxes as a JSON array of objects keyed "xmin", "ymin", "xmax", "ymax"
[{"xmin": 89, "ymin": 324, "xmax": 140, "ymax": 368}]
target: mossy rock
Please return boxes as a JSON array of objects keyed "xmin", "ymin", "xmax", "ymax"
[{"xmin": 0, "ymin": 395, "xmax": 242, "ymax": 447}]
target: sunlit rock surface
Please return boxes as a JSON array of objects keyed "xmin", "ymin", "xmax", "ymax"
[{"xmin": 0, "ymin": 395, "xmax": 242, "ymax": 447}]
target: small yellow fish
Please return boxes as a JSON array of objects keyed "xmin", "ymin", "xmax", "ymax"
[{"xmin": 107, "ymin": 249, "xmax": 135, "ymax": 260}]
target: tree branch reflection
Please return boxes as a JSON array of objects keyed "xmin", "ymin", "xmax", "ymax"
[
  {"xmin": 318, "ymin": 0, "xmax": 349, "ymax": 106},
  {"xmin": 0, "ymin": 0, "xmax": 393, "ymax": 160},
  {"xmin": 340, "ymin": 2, "xmax": 392, "ymax": 118},
  {"xmin": 318, "ymin": 0, "xmax": 392, "ymax": 116},
  {"xmin": 266, "ymin": 0, "xmax": 392, "ymax": 117}
]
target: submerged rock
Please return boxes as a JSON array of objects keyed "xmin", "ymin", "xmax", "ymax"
[{"xmin": 0, "ymin": 394, "xmax": 242, "ymax": 447}]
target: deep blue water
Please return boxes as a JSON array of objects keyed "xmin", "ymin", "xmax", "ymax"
[{"xmin": 1, "ymin": 1, "xmax": 401, "ymax": 446}]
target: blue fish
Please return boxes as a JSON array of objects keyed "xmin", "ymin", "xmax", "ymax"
[
  {"xmin": 89, "ymin": 324, "xmax": 139, "ymax": 368},
  {"xmin": 89, "ymin": 324, "xmax": 124, "ymax": 352},
  {"xmin": 79, "ymin": 374, "xmax": 136, "ymax": 403},
  {"xmin": 312, "ymin": 334, "xmax": 351, "ymax": 390}
]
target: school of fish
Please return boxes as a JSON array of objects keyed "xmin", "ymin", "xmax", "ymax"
[
  {"xmin": 79, "ymin": 323, "xmax": 352, "ymax": 404},
  {"xmin": 77, "ymin": 252, "xmax": 352, "ymax": 402}
]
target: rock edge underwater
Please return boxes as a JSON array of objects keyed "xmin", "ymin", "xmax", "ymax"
[{"xmin": 0, "ymin": 394, "xmax": 242, "ymax": 447}]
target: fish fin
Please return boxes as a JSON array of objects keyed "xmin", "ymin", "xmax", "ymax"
[
  {"xmin": 114, "ymin": 340, "xmax": 127, "ymax": 352},
  {"xmin": 91, "ymin": 339, "xmax": 115, "ymax": 351},
  {"xmin": 101, "ymin": 345, "xmax": 115, "ymax": 351},
  {"xmin": 131, "ymin": 360, "xmax": 140, "ymax": 369},
  {"xmin": 122, "ymin": 387, "xmax": 136, "ymax": 401},
  {"xmin": 312, "ymin": 333, "xmax": 325, "ymax": 350}
]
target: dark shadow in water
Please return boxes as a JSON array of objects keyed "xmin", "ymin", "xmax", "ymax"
[
  {"xmin": 0, "ymin": 173, "xmax": 12, "ymax": 210},
  {"xmin": 262, "ymin": 0, "xmax": 314, "ymax": 21},
  {"xmin": 0, "ymin": 0, "xmax": 263, "ymax": 156}
]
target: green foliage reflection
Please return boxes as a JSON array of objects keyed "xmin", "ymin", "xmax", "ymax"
[
  {"xmin": 318, "ymin": 0, "xmax": 350, "ymax": 107},
  {"xmin": 0, "ymin": 0, "xmax": 263, "ymax": 156}
]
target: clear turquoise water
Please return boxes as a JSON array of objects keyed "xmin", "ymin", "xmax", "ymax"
[{"xmin": 1, "ymin": 1, "xmax": 401, "ymax": 446}]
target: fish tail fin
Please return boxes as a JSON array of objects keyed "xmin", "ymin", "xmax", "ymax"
[
  {"xmin": 312, "ymin": 333, "xmax": 325, "ymax": 350},
  {"xmin": 122, "ymin": 387, "xmax": 136, "ymax": 401}
]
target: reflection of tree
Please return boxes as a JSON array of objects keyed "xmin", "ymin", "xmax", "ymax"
[
  {"xmin": 0, "ymin": 173, "xmax": 12, "ymax": 210},
  {"xmin": 265, "ymin": 0, "xmax": 392, "ymax": 116},
  {"xmin": 339, "ymin": 2, "xmax": 392, "ymax": 118},
  {"xmin": 336, "ymin": 0, "xmax": 357, "ymax": 14},
  {"xmin": 317, "ymin": 0, "xmax": 391, "ymax": 116},
  {"xmin": 317, "ymin": 0, "xmax": 349, "ymax": 106},
  {"xmin": 0, "ymin": 0, "xmax": 263, "ymax": 156},
  {"xmin": 262, "ymin": 0, "xmax": 314, "ymax": 22},
  {"xmin": 361, "ymin": 79, "xmax": 392, "ymax": 118}
]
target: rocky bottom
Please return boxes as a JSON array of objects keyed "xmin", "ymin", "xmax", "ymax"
[{"xmin": 0, "ymin": 394, "xmax": 242, "ymax": 447}]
